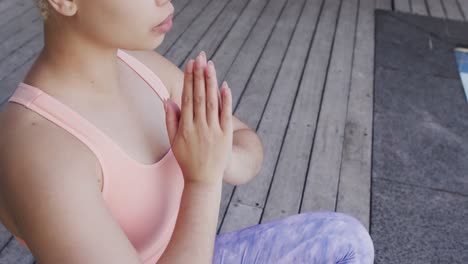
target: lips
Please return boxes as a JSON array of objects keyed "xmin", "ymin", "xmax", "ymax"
[
  {"xmin": 151, "ymin": 12, "xmax": 174, "ymax": 33},
  {"xmin": 157, "ymin": 13, "xmax": 174, "ymax": 27}
]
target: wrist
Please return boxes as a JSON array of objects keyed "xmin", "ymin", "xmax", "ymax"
[{"xmin": 184, "ymin": 177, "xmax": 223, "ymax": 189}]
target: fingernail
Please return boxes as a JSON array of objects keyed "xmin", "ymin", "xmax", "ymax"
[
  {"xmin": 208, "ymin": 60, "xmax": 214, "ymax": 67},
  {"xmin": 201, "ymin": 51, "xmax": 206, "ymax": 58}
]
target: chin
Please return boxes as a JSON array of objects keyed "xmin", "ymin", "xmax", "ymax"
[
  {"xmin": 152, "ymin": 35, "xmax": 166, "ymax": 49},
  {"xmin": 150, "ymin": 34, "xmax": 165, "ymax": 50},
  {"xmin": 121, "ymin": 35, "xmax": 164, "ymax": 51}
]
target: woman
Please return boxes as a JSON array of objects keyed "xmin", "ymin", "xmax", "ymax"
[{"xmin": 0, "ymin": 0, "xmax": 374, "ymax": 263}]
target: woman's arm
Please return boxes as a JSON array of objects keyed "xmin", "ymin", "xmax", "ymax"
[
  {"xmin": 157, "ymin": 179, "xmax": 222, "ymax": 264},
  {"xmin": 223, "ymin": 129, "xmax": 264, "ymax": 185}
]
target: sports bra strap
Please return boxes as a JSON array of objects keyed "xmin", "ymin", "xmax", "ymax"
[{"xmin": 117, "ymin": 49, "xmax": 171, "ymax": 100}]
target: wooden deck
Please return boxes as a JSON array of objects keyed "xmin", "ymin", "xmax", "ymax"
[{"xmin": 0, "ymin": 0, "xmax": 467, "ymax": 262}]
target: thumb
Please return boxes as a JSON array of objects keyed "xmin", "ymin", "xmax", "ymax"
[{"xmin": 164, "ymin": 99, "xmax": 180, "ymax": 146}]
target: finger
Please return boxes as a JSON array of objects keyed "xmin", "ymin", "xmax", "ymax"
[
  {"xmin": 205, "ymin": 60, "xmax": 219, "ymax": 127},
  {"xmin": 220, "ymin": 82, "xmax": 233, "ymax": 133},
  {"xmin": 193, "ymin": 52, "xmax": 206, "ymax": 124},
  {"xmin": 181, "ymin": 59, "xmax": 194, "ymax": 127}
]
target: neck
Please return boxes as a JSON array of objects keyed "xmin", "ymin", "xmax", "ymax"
[{"xmin": 35, "ymin": 22, "xmax": 122, "ymax": 93}]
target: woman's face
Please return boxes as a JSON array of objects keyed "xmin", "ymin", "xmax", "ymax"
[{"xmin": 51, "ymin": 0, "xmax": 174, "ymax": 50}]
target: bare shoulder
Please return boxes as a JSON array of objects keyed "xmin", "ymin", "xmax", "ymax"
[
  {"xmin": 0, "ymin": 103, "xmax": 102, "ymax": 180},
  {"xmin": 0, "ymin": 103, "xmax": 142, "ymax": 263},
  {"xmin": 0, "ymin": 102, "xmax": 103, "ymax": 219},
  {"xmin": 121, "ymin": 49, "xmax": 184, "ymax": 102}
]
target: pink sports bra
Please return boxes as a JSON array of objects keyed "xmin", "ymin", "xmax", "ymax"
[{"xmin": 7, "ymin": 49, "xmax": 185, "ymax": 264}]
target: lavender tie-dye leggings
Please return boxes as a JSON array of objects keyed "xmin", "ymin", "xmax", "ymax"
[{"xmin": 213, "ymin": 211, "xmax": 374, "ymax": 264}]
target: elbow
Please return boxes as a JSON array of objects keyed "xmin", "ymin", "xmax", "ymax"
[
  {"xmin": 226, "ymin": 134, "xmax": 264, "ymax": 186},
  {"xmin": 223, "ymin": 168, "xmax": 258, "ymax": 186},
  {"xmin": 239, "ymin": 143, "xmax": 264, "ymax": 186}
]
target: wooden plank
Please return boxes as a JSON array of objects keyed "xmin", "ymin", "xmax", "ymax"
[
  {"xmin": 178, "ymin": 0, "xmax": 251, "ymax": 69},
  {"xmin": 260, "ymin": 0, "xmax": 339, "ymax": 224},
  {"xmin": 442, "ymin": 0, "xmax": 464, "ymax": 20},
  {"xmin": 412, "ymin": 0, "xmax": 429, "ymax": 15},
  {"xmin": 215, "ymin": 0, "xmax": 289, "ymax": 207},
  {"xmin": 217, "ymin": 0, "xmax": 289, "ymax": 127},
  {"xmin": 210, "ymin": 0, "xmax": 270, "ymax": 83},
  {"xmin": 172, "ymin": 0, "xmax": 191, "ymax": 17},
  {"xmin": 0, "ymin": 238, "xmax": 35, "ymax": 264},
  {"xmin": 0, "ymin": 0, "xmax": 32, "ymax": 12},
  {"xmin": 0, "ymin": 4, "xmax": 34, "ymax": 28},
  {"xmin": 165, "ymin": 0, "xmax": 248, "ymax": 67},
  {"xmin": 0, "ymin": 0, "xmax": 17, "ymax": 14},
  {"xmin": 0, "ymin": 22, "xmax": 42, "ymax": 61},
  {"xmin": 375, "ymin": 0, "xmax": 392, "ymax": 10},
  {"xmin": 0, "ymin": 33, "xmax": 43, "ymax": 81},
  {"xmin": 217, "ymin": 182, "xmax": 236, "ymax": 233},
  {"xmin": 0, "ymin": 224, "xmax": 13, "ymax": 251},
  {"xmin": 301, "ymin": 0, "xmax": 358, "ymax": 213},
  {"xmin": 426, "ymin": 0, "xmax": 446, "ymax": 18},
  {"xmin": 0, "ymin": 8, "xmax": 41, "ymax": 44},
  {"xmin": 336, "ymin": 0, "xmax": 375, "ymax": 231},
  {"xmin": 217, "ymin": 203, "xmax": 262, "ymax": 235},
  {"xmin": 0, "ymin": 56, "xmax": 36, "ymax": 110},
  {"xmin": 164, "ymin": 0, "xmax": 231, "ymax": 65},
  {"xmin": 219, "ymin": 0, "xmax": 307, "ymax": 233},
  {"xmin": 458, "ymin": 0, "xmax": 468, "ymax": 20},
  {"xmin": 212, "ymin": 0, "xmax": 285, "ymax": 232},
  {"xmin": 155, "ymin": 0, "xmax": 212, "ymax": 55},
  {"xmin": 395, "ymin": 0, "xmax": 412, "ymax": 12}
]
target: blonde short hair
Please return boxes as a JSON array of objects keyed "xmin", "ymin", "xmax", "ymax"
[{"xmin": 34, "ymin": 0, "xmax": 50, "ymax": 20}]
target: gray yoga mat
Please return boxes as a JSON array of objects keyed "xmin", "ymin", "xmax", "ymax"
[{"xmin": 372, "ymin": 10, "xmax": 468, "ymax": 263}]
